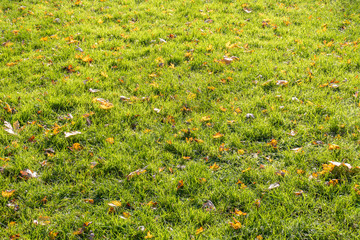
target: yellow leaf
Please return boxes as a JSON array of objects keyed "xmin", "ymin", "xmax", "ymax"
[
  {"xmin": 99, "ymin": 102, "xmax": 114, "ymax": 110},
  {"xmin": 101, "ymin": 71, "xmax": 108, "ymax": 78},
  {"xmin": 144, "ymin": 231, "xmax": 154, "ymax": 239},
  {"xmin": 49, "ymin": 231, "xmax": 58, "ymax": 240},
  {"xmin": 229, "ymin": 217, "xmax": 242, "ymax": 229},
  {"xmin": 328, "ymin": 144, "xmax": 340, "ymax": 150},
  {"xmin": 219, "ymin": 106, "xmax": 227, "ymax": 112},
  {"xmin": 72, "ymin": 143, "xmax": 83, "ymax": 151},
  {"xmin": 108, "ymin": 201, "xmax": 122, "ymax": 207},
  {"xmin": 201, "ymin": 116, "xmax": 211, "ymax": 122},
  {"xmin": 296, "ymin": 169, "xmax": 305, "ymax": 175},
  {"xmin": 3, "ymin": 41, "xmax": 14, "ymax": 47},
  {"xmin": 106, "ymin": 137, "xmax": 114, "ymax": 144},
  {"xmin": 195, "ymin": 227, "xmax": 204, "ymax": 235},
  {"xmin": 213, "ymin": 132, "xmax": 224, "ymax": 139},
  {"xmin": 210, "ymin": 162, "xmax": 220, "ymax": 171},
  {"xmin": 234, "ymin": 209, "xmax": 247, "ymax": 216},
  {"xmin": 2, "ymin": 190, "xmax": 15, "ymax": 198},
  {"xmin": 6, "ymin": 62, "xmax": 17, "ymax": 67},
  {"xmin": 267, "ymin": 139, "xmax": 277, "ymax": 148},
  {"xmin": 82, "ymin": 55, "xmax": 93, "ymax": 63}
]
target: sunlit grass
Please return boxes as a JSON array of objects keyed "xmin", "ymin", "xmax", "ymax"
[{"xmin": 1, "ymin": 0, "xmax": 360, "ymax": 239}]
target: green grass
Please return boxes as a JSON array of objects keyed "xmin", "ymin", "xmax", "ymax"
[{"xmin": 1, "ymin": 0, "xmax": 360, "ymax": 239}]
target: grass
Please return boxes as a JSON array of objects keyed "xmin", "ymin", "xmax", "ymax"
[{"xmin": 1, "ymin": 0, "xmax": 360, "ymax": 239}]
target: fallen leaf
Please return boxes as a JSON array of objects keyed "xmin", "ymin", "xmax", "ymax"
[
  {"xmin": 84, "ymin": 199, "xmax": 94, "ymax": 204},
  {"xmin": 177, "ymin": 180, "xmax": 184, "ymax": 190},
  {"xmin": 89, "ymin": 88, "xmax": 100, "ymax": 93},
  {"xmin": 144, "ymin": 231, "xmax": 154, "ymax": 239},
  {"xmin": 246, "ymin": 113, "xmax": 255, "ymax": 119},
  {"xmin": 72, "ymin": 143, "xmax": 83, "ymax": 151},
  {"xmin": 121, "ymin": 212, "xmax": 131, "ymax": 219},
  {"xmin": 64, "ymin": 131, "xmax": 82, "ymax": 138},
  {"xmin": 291, "ymin": 147, "xmax": 302, "ymax": 153},
  {"xmin": 33, "ymin": 216, "xmax": 50, "ymax": 225},
  {"xmin": 294, "ymin": 190, "xmax": 304, "ymax": 196},
  {"xmin": 329, "ymin": 161, "xmax": 352, "ymax": 169},
  {"xmin": 297, "ymin": 169, "xmax": 305, "ymax": 175},
  {"xmin": 108, "ymin": 201, "xmax": 122, "ymax": 207},
  {"xmin": 267, "ymin": 139, "xmax": 278, "ymax": 148},
  {"xmin": 222, "ymin": 56, "xmax": 238, "ymax": 65},
  {"xmin": 106, "ymin": 137, "xmax": 114, "ymax": 144},
  {"xmin": 275, "ymin": 170, "xmax": 288, "ymax": 176},
  {"xmin": 49, "ymin": 231, "xmax": 58, "ymax": 239},
  {"xmin": 195, "ymin": 227, "xmax": 204, "ymax": 235},
  {"xmin": 229, "ymin": 217, "xmax": 242, "ymax": 229},
  {"xmin": 4, "ymin": 121, "xmax": 18, "ymax": 135},
  {"xmin": 328, "ymin": 144, "xmax": 340, "ymax": 150},
  {"xmin": 276, "ymin": 80, "xmax": 288, "ymax": 86},
  {"xmin": 268, "ymin": 182, "xmax": 280, "ymax": 190},
  {"xmin": 92, "ymin": 98, "xmax": 114, "ymax": 110},
  {"xmin": 73, "ymin": 228, "xmax": 84, "ymax": 235},
  {"xmin": 2, "ymin": 190, "xmax": 15, "ymax": 198},
  {"xmin": 9, "ymin": 234, "xmax": 20, "ymax": 240},
  {"xmin": 254, "ymin": 199, "xmax": 261, "ymax": 208},
  {"xmin": 234, "ymin": 209, "xmax": 247, "ymax": 216},
  {"xmin": 127, "ymin": 167, "xmax": 147, "ymax": 180},
  {"xmin": 20, "ymin": 169, "xmax": 38, "ymax": 179},
  {"xmin": 209, "ymin": 162, "xmax": 220, "ymax": 170},
  {"xmin": 82, "ymin": 55, "xmax": 93, "ymax": 63},
  {"xmin": 243, "ymin": 8, "xmax": 252, "ymax": 13},
  {"xmin": 288, "ymin": 130, "xmax": 297, "ymax": 136},
  {"xmin": 213, "ymin": 132, "xmax": 224, "ymax": 138},
  {"xmin": 200, "ymin": 116, "xmax": 211, "ymax": 122},
  {"xmin": 202, "ymin": 200, "xmax": 216, "ymax": 211}
]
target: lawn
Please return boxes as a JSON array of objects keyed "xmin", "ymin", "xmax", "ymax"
[{"xmin": 1, "ymin": 0, "xmax": 360, "ymax": 239}]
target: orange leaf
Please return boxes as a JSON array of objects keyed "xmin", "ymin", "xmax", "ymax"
[
  {"xmin": 209, "ymin": 162, "xmax": 220, "ymax": 171},
  {"xmin": 177, "ymin": 180, "xmax": 184, "ymax": 190},
  {"xmin": 229, "ymin": 217, "xmax": 242, "ymax": 229},
  {"xmin": 2, "ymin": 190, "xmax": 15, "ymax": 198},
  {"xmin": 328, "ymin": 144, "xmax": 340, "ymax": 150},
  {"xmin": 144, "ymin": 231, "xmax": 154, "ymax": 239},
  {"xmin": 234, "ymin": 209, "xmax": 247, "ymax": 216},
  {"xmin": 195, "ymin": 227, "xmax": 204, "ymax": 235}
]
